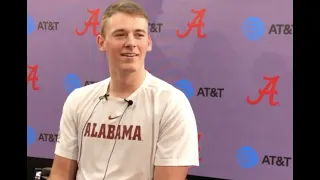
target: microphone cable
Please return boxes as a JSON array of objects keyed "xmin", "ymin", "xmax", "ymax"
[
  {"xmin": 75, "ymin": 93, "xmax": 133, "ymax": 180},
  {"xmin": 101, "ymin": 99, "xmax": 133, "ymax": 180},
  {"xmin": 77, "ymin": 95, "xmax": 106, "ymax": 166}
]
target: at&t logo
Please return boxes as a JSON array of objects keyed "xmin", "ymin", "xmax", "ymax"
[
  {"xmin": 27, "ymin": 15, "xmax": 60, "ymax": 35},
  {"xmin": 64, "ymin": 74, "xmax": 81, "ymax": 94},
  {"xmin": 236, "ymin": 146, "xmax": 259, "ymax": 168},
  {"xmin": 242, "ymin": 17, "xmax": 265, "ymax": 41},
  {"xmin": 175, "ymin": 79, "xmax": 194, "ymax": 100},
  {"xmin": 236, "ymin": 146, "xmax": 293, "ymax": 168},
  {"xmin": 27, "ymin": 126, "xmax": 36, "ymax": 145},
  {"xmin": 27, "ymin": 16, "xmax": 36, "ymax": 35}
]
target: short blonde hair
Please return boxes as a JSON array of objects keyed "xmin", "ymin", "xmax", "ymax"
[{"xmin": 100, "ymin": 0, "xmax": 149, "ymax": 37}]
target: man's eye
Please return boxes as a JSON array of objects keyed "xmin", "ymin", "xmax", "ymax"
[{"xmin": 116, "ymin": 34, "xmax": 124, "ymax": 36}]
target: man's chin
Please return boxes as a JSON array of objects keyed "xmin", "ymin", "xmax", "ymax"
[{"xmin": 119, "ymin": 65, "xmax": 138, "ymax": 73}]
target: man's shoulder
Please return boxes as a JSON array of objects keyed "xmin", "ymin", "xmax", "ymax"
[{"xmin": 147, "ymin": 75, "xmax": 186, "ymax": 103}]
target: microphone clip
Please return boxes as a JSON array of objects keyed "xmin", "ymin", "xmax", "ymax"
[
  {"xmin": 124, "ymin": 99, "xmax": 133, "ymax": 106},
  {"xmin": 99, "ymin": 94, "xmax": 109, "ymax": 100}
]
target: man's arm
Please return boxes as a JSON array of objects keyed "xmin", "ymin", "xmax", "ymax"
[
  {"xmin": 49, "ymin": 89, "xmax": 80, "ymax": 180},
  {"xmin": 154, "ymin": 166, "xmax": 189, "ymax": 180},
  {"xmin": 49, "ymin": 155, "xmax": 78, "ymax": 180},
  {"xmin": 154, "ymin": 90, "xmax": 199, "ymax": 180}
]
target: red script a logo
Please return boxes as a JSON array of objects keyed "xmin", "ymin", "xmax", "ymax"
[
  {"xmin": 27, "ymin": 64, "xmax": 40, "ymax": 90},
  {"xmin": 176, "ymin": 8, "xmax": 206, "ymax": 38},
  {"xmin": 75, "ymin": 8, "xmax": 100, "ymax": 37},
  {"xmin": 247, "ymin": 76, "xmax": 279, "ymax": 106}
]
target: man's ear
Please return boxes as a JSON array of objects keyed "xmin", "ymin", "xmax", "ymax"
[
  {"xmin": 96, "ymin": 34, "xmax": 106, "ymax": 51},
  {"xmin": 147, "ymin": 34, "xmax": 152, "ymax": 52}
]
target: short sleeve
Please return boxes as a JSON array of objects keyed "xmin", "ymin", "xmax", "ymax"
[
  {"xmin": 154, "ymin": 91, "xmax": 199, "ymax": 166},
  {"xmin": 54, "ymin": 89, "xmax": 79, "ymax": 160}
]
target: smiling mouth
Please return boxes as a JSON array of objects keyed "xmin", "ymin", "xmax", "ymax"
[{"xmin": 121, "ymin": 53, "xmax": 138, "ymax": 57}]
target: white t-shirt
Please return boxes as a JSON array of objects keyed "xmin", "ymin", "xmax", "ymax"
[{"xmin": 55, "ymin": 71, "xmax": 199, "ymax": 180}]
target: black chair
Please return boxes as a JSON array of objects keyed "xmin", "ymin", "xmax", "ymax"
[{"xmin": 34, "ymin": 167, "xmax": 52, "ymax": 180}]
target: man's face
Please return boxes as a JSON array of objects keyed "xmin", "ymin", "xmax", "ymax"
[{"xmin": 97, "ymin": 12, "xmax": 152, "ymax": 74}]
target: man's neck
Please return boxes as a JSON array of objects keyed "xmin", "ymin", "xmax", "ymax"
[{"xmin": 108, "ymin": 69, "xmax": 146, "ymax": 99}]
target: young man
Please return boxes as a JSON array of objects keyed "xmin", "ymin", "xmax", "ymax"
[{"xmin": 49, "ymin": 0, "xmax": 199, "ymax": 179}]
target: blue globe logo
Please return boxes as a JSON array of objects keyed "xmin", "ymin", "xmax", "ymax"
[
  {"xmin": 175, "ymin": 79, "xmax": 194, "ymax": 100},
  {"xmin": 64, "ymin": 74, "xmax": 81, "ymax": 94},
  {"xmin": 242, "ymin": 17, "xmax": 265, "ymax": 41},
  {"xmin": 236, "ymin": 146, "xmax": 259, "ymax": 168},
  {"xmin": 27, "ymin": 126, "xmax": 36, "ymax": 145},
  {"xmin": 27, "ymin": 15, "xmax": 36, "ymax": 35}
]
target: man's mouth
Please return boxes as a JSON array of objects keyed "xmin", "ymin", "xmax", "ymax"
[{"xmin": 121, "ymin": 53, "xmax": 138, "ymax": 57}]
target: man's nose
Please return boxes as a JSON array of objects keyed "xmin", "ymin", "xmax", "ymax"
[{"xmin": 124, "ymin": 35, "xmax": 136, "ymax": 48}]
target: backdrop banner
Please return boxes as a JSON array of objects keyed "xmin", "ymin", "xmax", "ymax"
[{"xmin": 27, "ymin": 0, "xmax": 293, "ymax": 179}]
